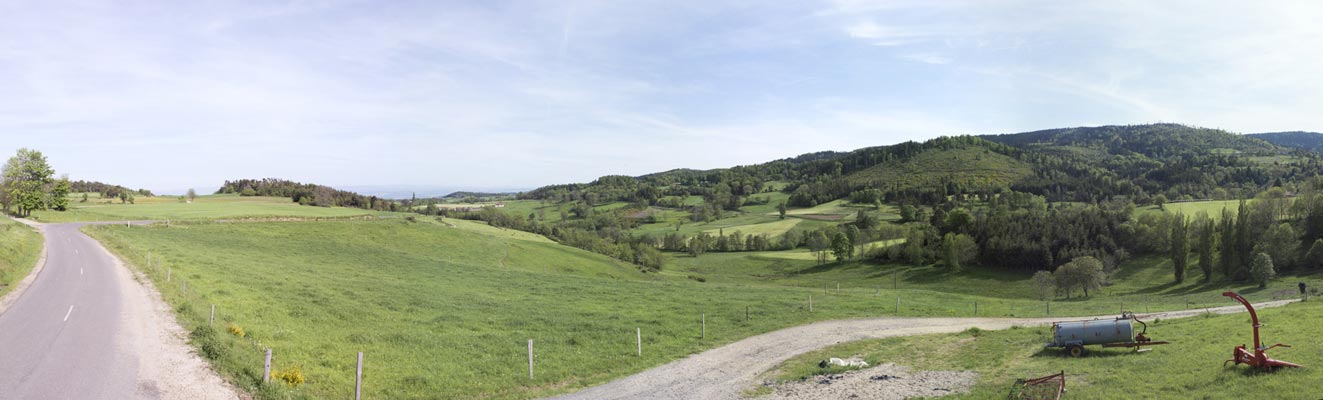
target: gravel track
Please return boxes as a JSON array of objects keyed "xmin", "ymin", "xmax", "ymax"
[{"xmin": 548, "ymin": 299, "xmax": 1298, "ymax": 400}]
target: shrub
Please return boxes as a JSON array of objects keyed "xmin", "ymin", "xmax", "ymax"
[
  {"xmin": 190, "ymin": 325, "xmax": 228, "ymax": 360},
  {"xmin": 272, "ymin": 365, "xmax": 305, "ymax": 386},
  {"xmin": 228, "ymin": 322, "xmax": 246, "ymax": 338}
]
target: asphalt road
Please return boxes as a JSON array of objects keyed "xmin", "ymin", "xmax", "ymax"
[{"xmin": 0, "ymin": 222, "xmax": 147, "ymax": 399}]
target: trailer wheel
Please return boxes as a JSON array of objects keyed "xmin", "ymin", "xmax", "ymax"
[{"xmin": 1068, "ymin": 345, "xmax": 1085, "ymax": 357}]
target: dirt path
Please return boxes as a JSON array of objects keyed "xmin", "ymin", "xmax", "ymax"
[{"xmin": 548, "ymin": 299, "xmax": 1298, "ymax": 400}]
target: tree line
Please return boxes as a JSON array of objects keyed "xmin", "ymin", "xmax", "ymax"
[{"xmin": 216, "ymin": 178, "xmax": 400, "ymax": 211}]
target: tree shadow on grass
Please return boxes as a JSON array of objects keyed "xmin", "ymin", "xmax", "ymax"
[{"xmin": 1028, "ymin": 347, "xmax": 1158, "ymax": 359}]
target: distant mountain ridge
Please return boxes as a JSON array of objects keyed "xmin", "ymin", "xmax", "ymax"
[
  {"xmin": 1248, "ymin": 131, "xmax": 1323, "ymax": 154},
  {"xmin": 521, "ymin": 123, "xmax": 1321, "ymax": 206}
]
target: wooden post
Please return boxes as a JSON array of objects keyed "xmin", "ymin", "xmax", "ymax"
[
  {"xmin": 701, "ymin": 313, "xmax": 706, "ymax": 339},
  {"xmin": 809, "ymin": 295, "xmax": 813, "ymax": 312},
  {"xmin": 636, "ymin": 328, "xmax": 642, "ymax": 357},
  {"xmin": 356, "ymin": 352, "xmax": 364, "ymax": 399},
  {"xmin": 527, "ymin": 340, "xmax": 534, "ymax": 379},
  {"xmin": 895, "ymin": 295, "xmax": 900, "ymax": 315},
  {"xmin": 209, "ymin": 304, "xmax": 215, "ymax": 326},
  {"xmin": 974, "ymin": 301, "xmax": 978, "ymax": 317},
  {"xmin": 745, "ymin": 305, "xmax": 749, "ymax": 321},
  {"xmin": 263, "ymin": 349, "xmax": 272, "ymax": 383},
  {"xmin": 1046, "ymin": 302, "xmax": 1050, "ymax": 316}
]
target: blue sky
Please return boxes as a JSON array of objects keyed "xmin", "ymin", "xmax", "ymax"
[{"xmin": 3, "ymin": 1, "xmax": 1322, "ymax": 194}]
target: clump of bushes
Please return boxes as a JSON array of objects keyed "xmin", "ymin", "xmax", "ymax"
[
  {"xmin": 228, "ymin": 322, "xmax": 246, "ymax": 338},
  {"xmin": 190, "ymin": 325, "xmax": 228, "ymax": 360},
  {"xmin": 272, "ymin": 365, "xmax": 305, "ymax": 386}
]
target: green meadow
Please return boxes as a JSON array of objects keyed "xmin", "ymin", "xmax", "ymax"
[
  {"xmin": 766, "ymin": 300, "xmax": 1323, "ymax": 399},
  {"xmin": 29, "ymin": 194, "xmax": 390, "ymax": 223},
  {"xmin": 0, "ymin": 218, "xmax": 42, "ymax": 299},
  {"xmin": 77, "ymin": 212, "xmax": 1322, "ymax": 399}
]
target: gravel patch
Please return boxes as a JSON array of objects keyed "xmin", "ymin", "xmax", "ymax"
[
  {"xmin": 99, "ymin": 230, "xmax": 244, "ymax": 399},
  {"xmin": 766, "ymin": 363, "xmax": 978, "ymax": 400}
]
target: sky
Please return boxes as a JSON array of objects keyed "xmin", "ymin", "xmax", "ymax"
[{"xmin": 2, "ymin": 0, "xmax": 1323, "ymax": 194}]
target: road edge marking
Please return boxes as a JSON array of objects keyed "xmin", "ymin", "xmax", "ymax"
[{"xmin": 64, "ymin": 305, "xmax": 74, "ymax": 322}]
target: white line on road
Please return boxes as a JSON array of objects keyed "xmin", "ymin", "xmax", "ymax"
[
  {"xmin": 80, "ymin": 268, "xmax": 84, "ymax": 275},
  {"xmin": 63, "ymin": 305, "xmax": 74, "ymax": 322}
]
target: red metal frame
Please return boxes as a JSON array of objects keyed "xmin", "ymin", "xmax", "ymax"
[
  {"xmin": 1011, "ymin": 371, "xmax": 1065, "ymax": 400},
  {"xmin": 1221, "ymin": 291, "xmax": 1302, "ymax": 371}
]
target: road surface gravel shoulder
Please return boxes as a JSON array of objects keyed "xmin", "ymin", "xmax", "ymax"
[
  {"xmin": 549, "ymin": 299, "xmax": 1297, "ymax": 400},
  {"xmin": 94, "ymin": 228, "xmax": 245, "ymax": 399}
]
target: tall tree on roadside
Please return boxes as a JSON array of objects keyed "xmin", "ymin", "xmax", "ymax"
[
  {"xmin": 1234, "ymin": 200, "xmax": 1253, "ymax": 279},
  {"xmin": 1217, "ymin": 207, "xmax": 1236, "ymax": 279},
  {"xmin": 830, "ymin": 231, "xmax": 852, "ymax": 262},
  {"xmin": 50, "ymin": 175, "xmax": 71, "ymax": 211},
  {"xmin": 187, "ymin": 188, "xmax": 198, "ymax": 202},
  {"xmin": 1170, "ymin": 212, "xmax": 1189, "ymax": 283},
  {"xmin": 1196, "ymin": 213, "xmax": 1215, "ymax": 282},
  {"xmin": 1304, "ymin": 239, "xmax": 1323, "ymax": 270},
  {"xmin": 1250, "ymin": 252, "xmax": 1276, "ymax": 288},
  {"xmin": 2, "ymin": 148, "xmax": 55, "ymax": 217},
  {"xmin": 1255, "ymin": 223, "xmax": 1299, "ymax": 272}
]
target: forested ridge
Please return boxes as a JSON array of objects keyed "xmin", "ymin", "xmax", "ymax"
[
  {"xmin": 440, "ymin": 124, "xmax": 1323, "ymax": 285},
  {"xmin": 230, "ymin": 124, "xmax": 1323, "ymax": 288},
  {"xmin": 215, "ymin": 178, "xmax": 400, "ymax": 211},
  {"xmin": 1250, "ymin": 131, "xmax": 1323, "ymax": 154}
]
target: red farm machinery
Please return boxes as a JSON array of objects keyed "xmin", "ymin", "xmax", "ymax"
[{"xmin": 1221, "ymin": 291, "xmax": 1302, "ymax": 371}]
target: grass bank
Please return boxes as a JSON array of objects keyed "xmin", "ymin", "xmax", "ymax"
[
  {"xmin": 81, "ymin": 218, "xmax": 1235, "ymax": 399},
  {"xmin": 764, "ymin": 300, "xmax": 1322, "ymax": 398},
  {"xmin": 0, "ymin": 218, "xmax": 42, "ymax": 299}
]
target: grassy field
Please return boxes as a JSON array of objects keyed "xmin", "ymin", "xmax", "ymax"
[
  {"xmin": 1142, "ymin": 200, "xmax": 1245, "ymax": 219},
  {"xmin": 76, "ymin": 217, "xmax": 1275, "ymax": 400},
  {"xmin": 701, "ymin": 218, "xmax": 801, "ymax": 238},
  {"xmin": 0, "ymin": 218, "xmax": 43, "ymax": 299},
  {"xmin": 28, "ymin": 195, "xmax": 389, "ymax": 223},
  {"xmin": 765, "ymin": 300, "xmax": 1322, "ymax": 399}
]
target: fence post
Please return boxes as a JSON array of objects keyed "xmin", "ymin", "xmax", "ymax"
[
  {"xmin": 636, "ymin": 328, "xmax": 642, "ymax": 357},
  {"xmin": 836, "ymin": 283, "xmax": 840, "ymax": 293},
  {"xmin": 527, "ymin": 340, "xmax": 534, "ymax": 379},
  {"xmin": 210, "ymin": 304, "xmax": 215, "ymax": 326},
  {"xmin": 809, "ymin": 295, "xmax": 813, "ymax": 312},
  {"xmin": 356, "ymin": 351, "xmax": 364, "ymax": 399},
  {"xmin": 974, "ymin": 301, "xmax": 978, "ymax": 317},
  {"xmin": 895, "ymin": 295, "xmax": 900, "ymax": 315},
  {"xmin": 263, "ymin": 349, "xmax": 272, "ymax": 383},
  {"xmin": 745, "ymin": 305, "xmax": 749, "ymax": 322},
  {"xmin": 701, "ymin": 313, "xmax": 705, "ymax": 339}
]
